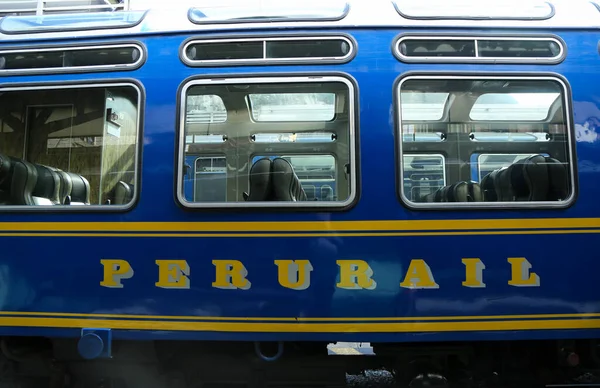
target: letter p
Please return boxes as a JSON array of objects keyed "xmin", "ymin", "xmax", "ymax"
[{"xmin": 100, "ymin": 259, "xmax": 134, "ymax": 288}]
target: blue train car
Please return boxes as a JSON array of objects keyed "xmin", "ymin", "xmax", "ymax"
[{"xmin": 1, "ymin": 0, "xmax": 600, "ymax": 386}]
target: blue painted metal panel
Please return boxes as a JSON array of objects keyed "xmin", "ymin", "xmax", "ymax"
[{"xmin": 0, "ymin": 27, "xmax": 598, "ymax": 343}]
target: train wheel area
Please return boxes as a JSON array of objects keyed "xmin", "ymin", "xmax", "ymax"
[{"xmin": 0, "ymin": 338, "xmax": 597, "ymax": 388}]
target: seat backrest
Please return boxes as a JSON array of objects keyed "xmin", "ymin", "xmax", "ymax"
[
  {"xmin": 67, "ymin": 172, "xmax": 90, "ymax": 205},
  {"xmin": 443, "ymin": 181, "xmax": 483, "ymax": 202},
  {"xmin": 0, "ymin": 154, "xmax": 11, "ymax": 189},
  {"xmin": 544, "ymin": 156, "xmax": 569, "ymax": 201},
  {"xmin": 508, "ymin": 154, "xmax": 549, "ymax": 201},
  {"xmin": 0, "ymin": 154, "xmax": 13, "ymax": 205},
  {"xmin": 243, "ymin": 158, "xmax": 273, "ymax": 201},
  {"xmin": 113, "ymin": 181, "xmax": 134, "ymax": 205},
  {"xmin": 321, "ymin": 185, "xmax": 333, "ymax": 201},
  {"xmin": 31, "ymin": 164, "xmax": 61, "ymax": 205},
  {"xmin": 9, "ymin": 158, "xmax": 37, "ymax": 205},
  {"xmin": 271, "ymin": 157, "xmax": 307, "ymax": 201},
  {"xmin": 480, "ymin": 170, "xmax": 499, "ymax": 201},
  {"xmin": 47, "ymin": 167, "xmax": 72, "ymax": 205}
]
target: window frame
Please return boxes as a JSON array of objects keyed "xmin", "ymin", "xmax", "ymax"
[
  {"xmin": 391, "ymin": 0, "xmax": 555, "ymax": 21},
  {"xmin": 392, "ymin": 33, "xmax": 566, "ymax": 64},
  {"xmin": 0, "ymin": 41, "xmax": 147, "ymax": 77},
  {"xmin": 394, "ymin": 72, "xmax": 577, "ymax": 210},
  {"xmin": 176, "ymin": 73, "xmax": 359, "ymax": 211},
  {"xmin": 180, "ymin": 33, "xmax": 357, "ymax": 68},
  {"xmin": 0, "ymin": 79, "xmax": 144, "ymax": 213}
]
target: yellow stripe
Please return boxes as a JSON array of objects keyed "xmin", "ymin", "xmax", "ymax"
[
  {"xmin": 0, "ymin": 229, "xmax": 598, "ymax": 237},
  {"xmin": 2, "ymin": 311, "xmax": 600, "ymax": 322},
  {"xmin": 2, "ymin": 317, "xmax": 600, "ymax": 332},
  {"xmin": 0, "ymin": 217, "xmax": 599, "ymax": 234}
]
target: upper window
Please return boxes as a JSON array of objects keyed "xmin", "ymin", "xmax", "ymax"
[
  {"xmin": 248, "ymin": 92, "xmax": 335, "ymax": 122},
  {"xmin": 470, "ymin": 92, "xmax": 560, "ymax": 121},
  {"xmin": 394, "ymin": 36, "xmax": 565, "ymax": 64},
  {"xmin": 0, "ymin": 11, "xmax": 147, "ymax": 34},
  {"xmin": 182, "ymin": 36, "xmax": 355, "ymax": 66},
  {"xmin": 397, "ymin": 75, "xmax": 574, "ymax": 209},
  {"xmin": 178, "ymin": 76, "xmax": 357, "ymax": 209},
  {"xmin": 392, "ymin": 0, "xmax": 554, "ymax": 20},
  {"xmin": 0, "ymin": 83, "xmax": 140, "ymax": 209},
  {"xmin": 188, "ymin": 0, "xmax": 350, "ymax": 24}
]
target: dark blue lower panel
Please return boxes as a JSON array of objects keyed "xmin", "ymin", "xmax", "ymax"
[{"xmin": 0, "ymin": 230, "xmax": 596, "ymax": 342}]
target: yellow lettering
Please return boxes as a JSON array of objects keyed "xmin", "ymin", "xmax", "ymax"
[
  {"xmin": 274, "ymin": 260, "xmax": 313, "ymax": 290},
  {"xmin": 212, "ymin": 260, "xmax": 251, "ymax": 290},
  {"xmin": 336, "ymin": 260, "xmax": 376, "ymax": 290},
  {"xmin": 155, "ymin": 260, "xmax": 190, "ymax": 289},
  {"xmin": 100, "ymin": 259, "xmax": 133, "ymax": 288},
  {"xmin": 508, "ymin": 257, "xmax": 540, "ymax": 287},
  {"xmin": 400, "ymin": 259, "xmax": 439, "ymax": 289},
  {"xmin": 462, "ymin": 258, "xmax": 486, "ymax": 288}
]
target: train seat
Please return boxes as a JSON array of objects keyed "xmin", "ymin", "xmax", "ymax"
[
  {"xmin": 0, "ymin": 154, "xmax": 12, "ymax": 204},
  {"xmin": 483, "ymin": 154, "xmax": 568, "ymax": 202},
  {"xmin": 272, "ymin": 157, "xmax": 307, "ymax": 201},
  {"xmin": 10, "ymin": 158, "xmax": 38, "ymax": 206},
  {"xmin": 66, "ymin": 172, "xmax": 90, "ymax": 205},
  {"xmin": 243, "ymin": 157, "xmax": 273, "ymax": 201},
  {"xmin": 544, "ymin": 157, "xmax": 569, "ymax": 201},
  {"xmin": 421, "ymin": 181, "xmax": 483, "ymax": 202},
  {"xmin": 113, "ymin": 181, "xmax": 134, "ymax": 205},
  {"xmin": 31, "ymin": 164, "xmax": 62, "ymax": 205},
  {"xmin": 321, "ymin": 185, "xmax": 333, "ymax": 201},
  {"xmin": 47, "ymin": 167, "xmax": 73, "ymax": 205},
  {"xmin": 480, "ymin": 169, "xmax": 501, "ymax": 201}
]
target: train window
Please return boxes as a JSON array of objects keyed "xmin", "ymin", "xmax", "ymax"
[
  {"xmin": 392, "ymin": 0, "xmax": 554, "ymax": 20},
  {"xmin": 248, "ymin": 93, "xmax": 335, "ymax": 122},
  {"xmin": 474, "ymin": 153, "xmax": 549, "ymax": 181},
  {"xmin": 397, "ymin": 75, "xmax": 575, "ymax": 209},
  {"xmin": 177, "ymin": 76, "xmax": 356, "ymax": 209},
  {"xmin": 471, "ymin": 92, "xmax": 560, "ymax": 121},
  {"xmin": 186, "ymin": 95, "xmax": 227, "ymax": 124},
  {"xmin": 188, "ymin": 0, "xmax": 350, "ymax": 24},
  {"xmin": 401, "ymin": 92, "xmax": 448, "ymax": 121},
  {"xmin": 0, "ymin": 83, "xmax": 141, "ymax": 209},
  {"xmin": 403, "ymin": 154, "xmax": 446, "ymax": 202}
]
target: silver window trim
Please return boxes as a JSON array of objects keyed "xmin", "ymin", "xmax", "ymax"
[
  {"xmin": 396, "ymin": 74, "xmax": 576, "ymax": 210},
  {"xmin": 394, "ymin": 35, "xmax": 565, "ymax": 64},
  {"xmin": 0, "ymin": 43, "xmax": 145, "ymax": 75},
  {"xmin": 177, "ymin": 75, "xmax": 357, "ymax": 209},
  {"xmin": 0, "ymin": 81, "xmax": 142, "ymax": 212},
  {"xmin": 181, "ymin": 36, "xmax": 355, "ymax": 67}
]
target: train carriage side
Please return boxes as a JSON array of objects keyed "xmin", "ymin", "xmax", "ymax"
[{"xmin": 0, "ymin": 0, "xmax": 599, "ymax": 386}]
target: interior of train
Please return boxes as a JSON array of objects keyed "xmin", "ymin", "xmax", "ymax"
[{"xmin": 0, "ymin": 84, "xmax": 139, "ymax": 207}]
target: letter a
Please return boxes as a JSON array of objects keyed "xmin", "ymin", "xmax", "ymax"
[{"xmin": 400, "ymin": 259, "xmax": 439, "ymax": 289}]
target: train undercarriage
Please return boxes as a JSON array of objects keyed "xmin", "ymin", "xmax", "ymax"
[{"xmin": 0, "ymin": 337, "xmax": 598, "ymax": 388}]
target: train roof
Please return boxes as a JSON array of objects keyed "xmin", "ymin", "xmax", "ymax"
[{"xmin": 0, "ymin": 0, "xmax": 599, "ymax": 42}]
